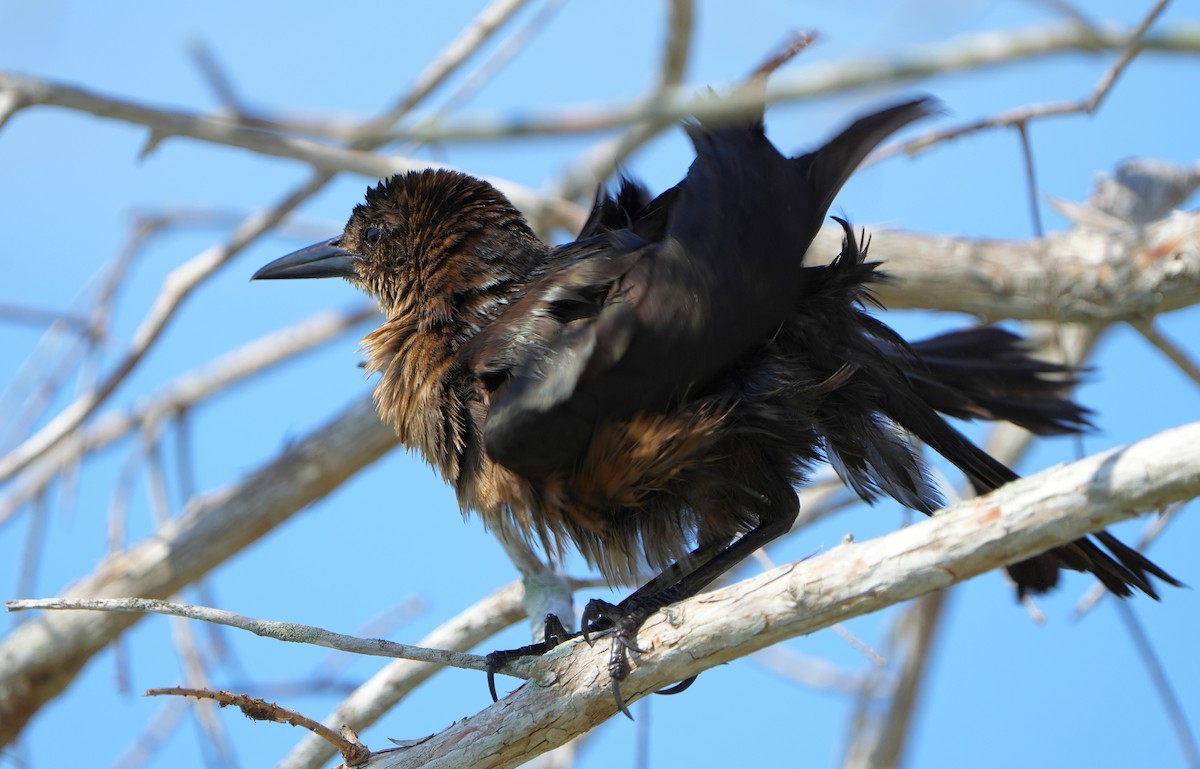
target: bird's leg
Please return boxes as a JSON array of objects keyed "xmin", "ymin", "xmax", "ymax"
[
  {"xmin": 485, "ymin": 613, "xmax": 575, "ymax": 702},
  {"xmin": 487, "ymin": 486, "xmax": 798, "ymax": 716},
  {"xmin": 584, "ymin": 488, "xmax": 800, "ymax": 717},
  {"xmin": 483, "ymin": 543, "xmax": 725, "ymax": 703}
]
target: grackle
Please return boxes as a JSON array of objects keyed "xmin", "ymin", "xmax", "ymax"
[{"xmin": 254, "ymin": 93, "xmax": 1177, "ymax": 716}]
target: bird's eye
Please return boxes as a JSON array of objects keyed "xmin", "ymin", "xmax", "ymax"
[{"xmin": 364, "ymin": 226, "xmax": 382, "ymax": 247}]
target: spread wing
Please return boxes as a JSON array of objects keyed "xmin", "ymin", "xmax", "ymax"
[{"xmin": 464, "ymin": 98, "xmax": 935, "ymax": 478}]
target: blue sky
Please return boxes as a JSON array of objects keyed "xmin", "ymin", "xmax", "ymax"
[{"xmin": 1, "ymin": 2, "xmax": 1198, "ymax": 768}]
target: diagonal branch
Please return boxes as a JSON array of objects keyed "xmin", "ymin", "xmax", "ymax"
[
  {"xmin": 879, "ymin": 0, "xmax": 1174, "ymax": 163},
  {"xmin": 0, "ymin": 305, "xmax": 373, "ymax": 526},
  {"xmin": 367, "ymin": 420, "xmax": 1199, "ymax": 769},
  {"xmin": 0, "ymin": 395, "xmax": 397, "ymax": 747},
  {"xmin": 0, "ymin": 0, "xmax": 569, "ymax": 489}
]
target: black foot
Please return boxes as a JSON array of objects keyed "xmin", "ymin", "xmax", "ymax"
[
  {"xmin": 580, "ymin": 596, "xmax": 682, "ymax": 719},
  {"xmin": 485, "ymin": 613, "xmax": 574, "ymax": 702},
  {"xmin": 486, "ymin": 599, "xmax": 701, "ymax": 717}
]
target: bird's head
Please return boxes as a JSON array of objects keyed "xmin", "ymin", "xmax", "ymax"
[{"xmin": 253, "ymin": 169, "xmax": 546, "ymax": 326}]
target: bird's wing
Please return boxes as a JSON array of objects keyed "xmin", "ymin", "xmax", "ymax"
[
  {"xmin": 469, "ymin": 98, "xmax": 936, "ymax": 478},
  {"xmin": 461, "ymin": 232, "xmax": 650, "ymax": 476},
  {"xmin": 791, "ymin": 99, "xmax": 941, "ymax": 227}
]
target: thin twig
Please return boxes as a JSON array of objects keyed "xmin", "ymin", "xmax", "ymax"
[
  {"xmin": 275, "ymin": 581, "xmax": 525, "ymax": 769},
  {"xmin": 145, "ymin": 687, "xmax": 371, "ymax": 766},
  {"xmin": 5, "ymin": 597, "xmax": 498, "ymax": 674},
  {"xmin": 844, "ymin": 592, "xmax": 948, "ymax": 769},
  {"xmin": 1114, "ymin": 601, "xmax": 1200, "ymax": 769},
  {"xmin": 1129, "ymin": 318, "xmax": 1200, "ymax": 387},
  {"xmin": 110, "ymin": 697, "xmax": 190, "ymax": 769},
  {"xmin": 169, "ymin": 616, "xmax": 238, "ymax": 769},
  {"xmin": 0, "ymin": 174, "xmax": 328, "ymax": 485},
  {"xmin": 550, "ymin": 0, "xmax": 696, "ymax": 201},
  {"xmin": 1085, "ymin": 0, "xmax": 1170, "ymax": 113},
  {"xmin": 0, "ymin": 304, "xmax": 373, "ymax": 526},
  {"xmin": 879, "ymin": 1, "xmax": 1174, "ymax": 162},
  {"xmin": 188, "ymin": 39, "xmax": 247, "ymax": 117},
  {"xmin": 753, "ymin": 646, "xmax": 878, "ymax": 695},
  {"xmin": 0, "ymin": 304, "xmax": 92, "ymax": 332},
  {"xmin": 348, "ymin": 0, "xmax": 535, "ymax": 144},
  {"xmin": 413, "ymin": 0, "xmax": 566, "ymax": 132},
  {"xmin": 1016, "ymin": 121, "xmax": 1045, "ymax": 237},
  {"xmin": 13, "ymin": 490, "xmax": 48, "ymax": 626},
  {"xmin": 0, "ymin": 0, "xmax": 557, "ymax": 487}
]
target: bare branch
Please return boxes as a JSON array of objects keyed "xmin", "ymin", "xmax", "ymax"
[
  {"xmin": 409, "ymin": 0, "xmax": 567, "ymax": 132},
  {"xmin": 549, "ymin": 0, "xmax": 696, "ymax": 201},
  {"xmin": 1129, "ymin": 318, "xmax": 1200, "ymax": 387},
  {"xmin": 111, "ymin": 697, "xmax": 190, "ymax": 769},
  {"xmin": 876, "ymin": 0, "xmax": 1175, "ymax": 163},
  {"xmin": 6, "ymin": 598, "xmax": 494, "ymax": 674},
  {"xmin": 277, "ymin": 582, "xmax": 526, "ymax": 769},
  {"xmin": 849, "ymin": 210, "xmax": 1200, "ymax": 323},
  {"xmin": 1083, "ymin": 0, "xmax": 1169, "ymax": 114},
  {"xmin": 0, "ymin": 395, "xmax": 397, "ymax": 746},
  {"xmin": 0, "ymin": 304, "xmax": 92, "ymax": 332},
  {"xmin": 367, "ymin": 421, "xmax": 1199, "ymax": 769},
  {"xmin": 0, "ymin": 176, "xmax": 325, "ymax": 485},
  {"xmin": 4, "ymin": 22, "xmax": 1196, "ymax": 163},
  {"xmin": 1114, "ymin": 601, "xmax": 1200, "ymax": 769},
  {"xmin": 0, "ymin": 305, "xmax": 373, "ymax": 525},
  {"xmin": 168, "ymin": 616, "xmax": 238, "ymax": 768},
  {"xmin": 844, "ymin": 592, "xmax": 948, "ymax": 769},
  {"xmin": 146, "ymin": 687, "xmax": 371, "ymax": 766},
  {"xmin": 349, "ymin": 0, "xmax": 537, "ymax": 144}
]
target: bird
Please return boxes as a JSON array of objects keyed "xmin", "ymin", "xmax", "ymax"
[{"xmin": 253, "ymin": 93, "xmax": 1177, "ymax": 716}]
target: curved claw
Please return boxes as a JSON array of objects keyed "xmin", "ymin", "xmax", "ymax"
[
  {"xmin": 483, "ymin": 613, "xmax": 580, "ymax": 703},
  {"xmin": 543, "ymin": 614, "xmax": 571, "ymax": 646},
  {"xmin": 580, "ymin": 599, "xmax": 616, "ymax": 645},
  {"xmin": 487, "ymin": 669, "xmax": 500, "ymax": 703},
  {"xmin": 580, "ymin": 605, "xmax": 596, "ymax": 644},
  {"xmin": 654, "ymin": 675, "xmax": 698, "ymax": 696},
  {"xmin": 485, "ymin": 651, "xmax": 507, "ymax": 703},
  {"xmin": 611, "ymin": 677, "xmax": 634, "ymax": 720}
]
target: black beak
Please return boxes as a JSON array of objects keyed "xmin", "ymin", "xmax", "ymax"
[{"xmin": 252, "ymin": 238, "xmax": 358, "ymax": 280}]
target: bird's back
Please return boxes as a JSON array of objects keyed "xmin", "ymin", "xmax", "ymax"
[{"xmin": 469, "ymin": 99, "xmax": 937, "ymax": 483}]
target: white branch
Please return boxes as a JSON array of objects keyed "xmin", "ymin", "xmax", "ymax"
[
  {"xmin": 5, "ymin": 598, "xmax": 491, "ymax": 673},
  {"xmin": 0, "ymin": 396, "xmax": 397, "ymax": 745},
  {"xmin": 363, "ymin": 421, "xmax": 1199, "ymax": 769},
  {"xmin": 816, "ymin": 209, "xmax": 1200, "ymax": 323},
  {"xmin": 0, "ymin": 305, "xmax": 373, "ymax": 524}
]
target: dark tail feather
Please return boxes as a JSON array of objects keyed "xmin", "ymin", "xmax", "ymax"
[
  {"xmin": 1009, "ymin": 533, "xmax": 1181, "ymax": 599},
  {"xmin": 879, "ymin": 326, "xmax": 1094, "ymax": 436},
  {"xmin": 807, "ymin": 202, "xmax": 1175, "ymax": 600},
  {"xmin": 876, "ymin": 384, "xmax": 1178, "ymax": 600}
]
